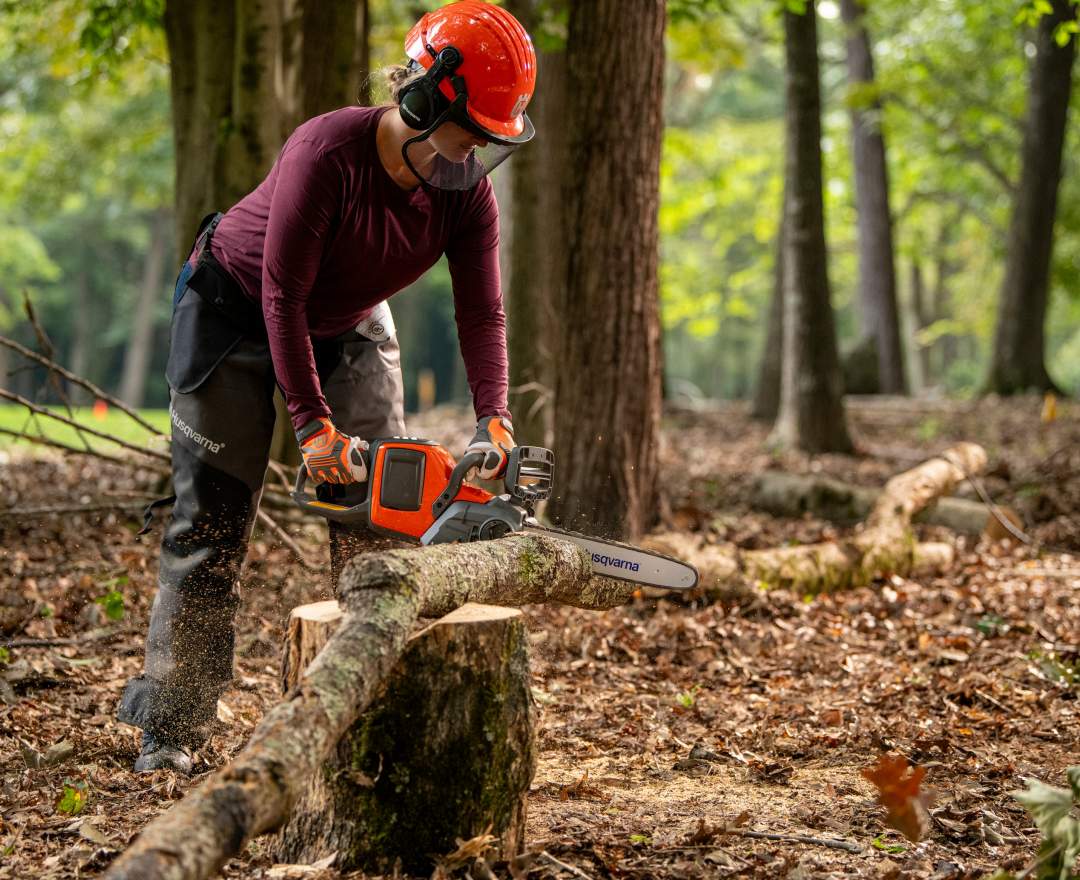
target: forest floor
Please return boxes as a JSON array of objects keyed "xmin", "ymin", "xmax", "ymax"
[{"xmin": 0, "ymin": 396, "xmax": 1077, "ymax": 880}]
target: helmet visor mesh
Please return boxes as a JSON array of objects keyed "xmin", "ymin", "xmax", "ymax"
[{"xmin": 403, "ymin": 132, "xmax": 519, "ymax": 191}]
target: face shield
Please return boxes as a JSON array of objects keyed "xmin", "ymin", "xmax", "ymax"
[{"xmin": 401, "ymin": 75, "xmax": 535, "ymax": 192}]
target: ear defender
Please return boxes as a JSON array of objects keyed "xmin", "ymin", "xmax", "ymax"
[{"xmin": 398, "ymin": 45, "xmax": 464, "ymax": 131}]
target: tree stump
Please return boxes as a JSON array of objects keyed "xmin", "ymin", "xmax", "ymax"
[{"xmin": 274, "ymin": 601, "xmax": 536, "ymax": 874}]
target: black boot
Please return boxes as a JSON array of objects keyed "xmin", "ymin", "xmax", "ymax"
[{"xmin": 134, "ymin": 732, "xmax": 193, "ymax": 774}]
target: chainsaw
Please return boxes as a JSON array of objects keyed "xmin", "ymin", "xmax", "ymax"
[{"xmin": 291, "ymin": 438, "xmax": 698, "ymax": 591}]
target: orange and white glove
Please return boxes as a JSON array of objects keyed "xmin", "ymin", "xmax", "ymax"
[
  {"xmin": 464, "ymin": 416, "xmax": 515, "ymax": 480},
  {"xmin": 296, "ymin": 417, "xmax": 369, "ymax": 484}
]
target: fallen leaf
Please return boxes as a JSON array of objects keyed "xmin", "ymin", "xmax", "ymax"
[
  {"xmin": 439, "ymin": 827, "xmax": 496, "ymax": 870},
  {"xmin": 861, "ymin": 754, "xmax": 933, "ymax": 842},
  {"xmin": 78, "ymin": 820, "xmax": 109, "ymax": 846}
]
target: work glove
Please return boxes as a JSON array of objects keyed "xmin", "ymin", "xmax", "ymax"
[
  {"xmin": 297, "ymin": 417, "xmax": 369, "ymax": 484},
  {"xmin": 464, "ymin": 415, "xmax": 515, "ymax": 480}
]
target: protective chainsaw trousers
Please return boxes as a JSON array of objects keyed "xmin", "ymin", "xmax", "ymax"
[{"xmin": 117, "ymin": 261, "xmax": 404, "ymax": 749}]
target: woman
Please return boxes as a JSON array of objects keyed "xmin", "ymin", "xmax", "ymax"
[{"xmin": 117, "ymin": 0, "xmax": 536, "ymax": 773}]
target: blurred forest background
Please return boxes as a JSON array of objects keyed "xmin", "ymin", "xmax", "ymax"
[{"xmin": 0, "ymin": 0, "xmax": 1077, "ymax": 417}]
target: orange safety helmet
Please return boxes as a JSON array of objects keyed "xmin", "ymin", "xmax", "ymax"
[{"xmin": 404, "ymin": 0, "xmax": 537, "ymax": 144}]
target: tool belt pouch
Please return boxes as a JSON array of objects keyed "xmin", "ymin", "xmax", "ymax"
[
  {"xmin": 166, "ymin": 278, "xmax": 245, "ymax": 394},
  {"xmin": 166, "ymin": 215, "xmax": 264, "ymax": 394}
]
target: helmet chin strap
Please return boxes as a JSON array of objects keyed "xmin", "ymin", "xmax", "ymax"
[{"xmin": 400, "ymin": 103, "xmax": 458, "ymax": 187}]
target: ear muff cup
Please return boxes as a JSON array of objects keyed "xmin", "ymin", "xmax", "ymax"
[
  {"xmin": 399, "ymin": 82, "xmax": 436, "ymax": 130},
  {"xmin": 398, "ymin": 46, "xmax": 461, "ymax": 132}
]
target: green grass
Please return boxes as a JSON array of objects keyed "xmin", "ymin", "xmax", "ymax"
[{"xmin": 0, "ymin": 403, "xmax": 170, "ymax": 453}]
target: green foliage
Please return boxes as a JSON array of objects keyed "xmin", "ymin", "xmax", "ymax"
[
  {"xmin": 55, "ymin": 780, "xmax": 88, "ymax": 815},
  {"xmin": 94, "ymin": 575, "xmax": 128, "ymax": 621},
  {"xmin": 871, "ymin": 835, "xmax": 907, "ymax": 853},
  {"xmin": 676, "ymin": 684, "xmax": 701, "ymax": 708},
  {"xmin": 1005, "ymin": 769, "xmax": 1080, "ymax": 880}
]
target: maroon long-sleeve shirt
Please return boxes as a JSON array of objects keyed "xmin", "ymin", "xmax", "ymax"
[{"xmin": 209, "ymin": 105, "xmax": 509, "ymax": 432}]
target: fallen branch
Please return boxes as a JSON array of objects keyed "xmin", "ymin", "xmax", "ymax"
[
  {"xmin": 255, "ymin": 509, "xmax": 319, "ymax": 572},
  {"xmin": 105, "ymin": 534, "xmax": 629, "ymax": 880},
  {"xmin": 750, "ymin": 470, "xmax": 1013, "ymax": 536},
  {"xmin": 0, "ymin": 388, "xmax": 170, "ymax": 463},
  {"xmin": 0, "ymin": 332, "xmax": 164, "ymax": 436},
  {"xmin": 644, "ymin": 443, "xmax": 988, "ymax": 598}
]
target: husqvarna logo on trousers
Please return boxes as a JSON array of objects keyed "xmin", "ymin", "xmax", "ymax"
[{"xmin": 170, "ymin": 405, "xmax": 226, "ymax": 454}]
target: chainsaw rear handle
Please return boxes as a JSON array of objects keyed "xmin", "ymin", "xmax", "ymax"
[{"xmin": 291, "ymin": 465, "xmax": 372, "ymax": 526}]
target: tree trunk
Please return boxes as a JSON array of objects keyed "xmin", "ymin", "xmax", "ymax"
[
  {"xmin": 164, "ymin": 0, "xmax": 370, "ymax": 256},
  {"xmin": 985, "ymin": 0, "xmax": 1076, "ymax": 395},
  {"xmin": 275, "ymin": 602, "xmax": 534, "ymax": 874},
  {"xmin": 932, "ymin": 243, "xmax": 958, "ymax": 379},
  {"xmin": 771, "ymin": 2, "xmax": 854, "ymax": 453},
  {"xmin": 909, "ymin": 258, "xmax": 931, "ymax": 390},
  {"xmin": 840, "ymin": 0, "xmax": 906, "ymax": 395},
  {"xmin": 548, "ymin": 0, "xmax": 665, "ymax": 539},
  {"xmin": 751, "ymin": 202, "xmax": 785, "ymax": 421},
  {"xmin": 163, "ymin": 0, "xmax": 238, "ymax": 255},
  {"xmin": 505, "ymin": 0, "xmax": 567, "ymax": 448},
  {"xmin": 120, "ymin": 211, "xmax": 170, "ymax": 408}
]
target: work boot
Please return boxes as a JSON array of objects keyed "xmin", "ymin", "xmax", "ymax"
[{"xmin": 133, "ymin": 732, "xmax": 193, "ymax": 774}]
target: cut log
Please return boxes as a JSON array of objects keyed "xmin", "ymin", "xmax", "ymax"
[
  {"xmin": 279, "ymin": 600, "xmax": 343, "ymax": 695},
  {"xmin": 642, "ymin": 443, "xmax": 986, "ymax": 597},
  {"xmin": 275, "ymin": 602, "xmax": 534, "ymax": 874},
  {"xmin": 750, "ymin": 471, "xmax": 1018, "ymax": 536},
  {"xmin": 105, "ymin": 534, "xmax": 623, "ymax": 880}
]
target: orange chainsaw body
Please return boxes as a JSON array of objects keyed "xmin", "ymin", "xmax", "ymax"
[{"xmin": 367, "ymin": 440, "xmax": 491, "ymax": 540}]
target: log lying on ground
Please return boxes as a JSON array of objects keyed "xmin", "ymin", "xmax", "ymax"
[
  {"xmin": 750, "ymin": 470, "xmax": 1017, "ymax": 537},
  {"xmin": 275, "ymin": 602, "xmax": 535, "ymax": 873},
  {"xmin": 643, "ymin": 443, "xmax": 988, "ymax": 598},
  {"xmin": 105, "ymin": 535, "xmax": 628, "ymax": 880}
]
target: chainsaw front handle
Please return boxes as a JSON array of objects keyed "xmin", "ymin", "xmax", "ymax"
[{"xmin": 432, "ymin": 450, "xmax": 486, "ymax": 518}]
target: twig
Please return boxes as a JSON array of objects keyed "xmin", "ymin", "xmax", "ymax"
[
  {"xmin": 256, "ymin": 509, "xmax": 320, "ymax": 571},
  {"xmin": 0, "ymin": 333, "xmax": 164, "ymax": 436},
  {"xmin": 0, "ymin": 388, "xmax": 170, "ymax": 463},
  {"xmin": 0, "ymin": 501, "xmax": 152, "ymax": 518},
  {"xmin": 731, "ymin": 830, "xmax": 862, "ymax": 853},
  {"xmin": 0, "ymin": 427, "xmax": 130, "ymax": 466},
  {"xmin": 3, "ymin": 627, "xmax": 139, "ymax": 649},
  {"xmin": 539, "ymin": 851, "xmax": 595, "ymax": 880},
  {"xmin": 265, "ymin": 459, "xmax": 296, "ymax": 494},
  {"xmin": 22, "ymin": 293, "xmax": 79, "ymax": 426}
]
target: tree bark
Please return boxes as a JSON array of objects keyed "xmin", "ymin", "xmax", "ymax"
[
  {"xmin": 504, "ymin": 0, "xmax": 566, "ymax": 448},
  {"xmin": 840, "ymin": 0, "xmax": 906, "ymax": 395},
  {"xmin": 164, "ymin": 0, "xmax": 369, "ymax": 255},
  {"xmin": 909, "ymin": 258, "xmax": 931, "ymax": 390},
  {"xmin": 985, "ymin": 0, "xmax": 1076, "ymax": 395},
  {"xmin": 771, "ymin": 2, "xmax": 853, "ymax": 453},
  {"xmin": 645, "ymin": 442, "xmax": 987, "ymax": 598},
  {"xmin": 119, "ymin": 211, "xmax": 171, "ymax": 408},
  {"xmin": 163, "ymin": 0, "xmax": 238, "ymax": 256},
  {"xmin": 548, "ymin": 0, "xmax": 665, "ymax": 539},
  {"xmin": 751, "ymin": 206, "xmax": 785, "ymax": 421},
  {"xmin": 105, "ymin": 534, "xmax": 628, "ymax": 880},
  {"xmin": 275, "ymin": 602, "xmax": 534, "ymax": 873}
]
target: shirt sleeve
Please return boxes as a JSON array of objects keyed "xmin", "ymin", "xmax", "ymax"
[
  {"xmin": 445, "ymin": 180, "xmax": 511, "ymax": 422},
  {"xmin": 261, "ymin": 138, "xmax": 341, "ymax": 432}
]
